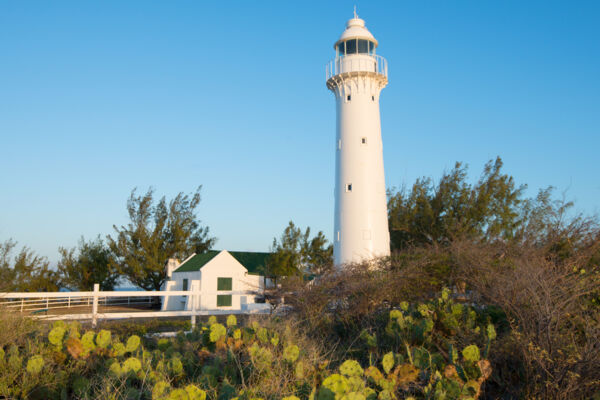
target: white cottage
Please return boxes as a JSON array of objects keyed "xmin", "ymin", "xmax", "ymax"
[{"xmin": 161, "ymin": 250, "xmax": 271, "ymax": 312}]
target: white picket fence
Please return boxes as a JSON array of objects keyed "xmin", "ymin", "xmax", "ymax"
[{"xmin": 0, "ymin": 284, "xmax": 271, "ymax": 327}]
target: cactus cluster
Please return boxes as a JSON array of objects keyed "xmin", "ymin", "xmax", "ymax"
[{"xmin": 0, "ymin": 290, "xmax": 495, "ymax": 399}]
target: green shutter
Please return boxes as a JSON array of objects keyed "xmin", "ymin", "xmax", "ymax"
[
  {"xmin": 217, "ymin": 277, "xmax": 232, "ymax": 291},
  {"xmin": 217, "ymin": 295, "xmax": 232, "ymax": 307}
]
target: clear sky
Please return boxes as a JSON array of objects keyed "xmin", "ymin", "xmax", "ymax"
[{"xmin": 1, "ymin": 1, "xmax": 599, "ymax": 263}]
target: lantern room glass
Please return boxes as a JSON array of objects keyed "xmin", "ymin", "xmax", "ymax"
[
  {"xmin": 357, "ymin": 40, "xmax": 368, "ymax": 54},
  {"xmin": 337, "ymin": 40, "xmax": 377, "ymax": 57},
  {"xmin": 345, "ymin": 39, "xmax": 357, "ymax": 54}
]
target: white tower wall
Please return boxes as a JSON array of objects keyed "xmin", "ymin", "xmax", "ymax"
[{"xmin": 327, "ymin": 17, "xmax": 390, "ymax": 267}]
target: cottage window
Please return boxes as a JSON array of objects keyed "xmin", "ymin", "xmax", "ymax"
[
  {"xmin": 182, "ymin": 279, "xmax": 188, "ymax": 291},
  {"xmin": 217, "ymin": 295, "xmax": 232, "ymax": 307},
  {"xmin": 217, "ymin": 277, "xmax": 233, "ymax": 291}
]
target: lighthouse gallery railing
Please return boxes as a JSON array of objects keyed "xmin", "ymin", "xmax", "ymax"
[{"xmin": 326, "ymin": 54, "xmax": 388, "ymax": 81}]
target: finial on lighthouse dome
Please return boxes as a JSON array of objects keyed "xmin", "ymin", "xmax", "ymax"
[{"xmin": 334, "ymin": 9, "xmax": 378, "ymax": 49}]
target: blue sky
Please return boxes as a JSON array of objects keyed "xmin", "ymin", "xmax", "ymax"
[{"xmin": 1, "ymin": 1, "xmax": 598, "ymax": 263}]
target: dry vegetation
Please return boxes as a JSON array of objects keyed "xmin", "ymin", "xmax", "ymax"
[{"xmin": 274, "ymin": 233, "xmax": 600, "ymax": 399}]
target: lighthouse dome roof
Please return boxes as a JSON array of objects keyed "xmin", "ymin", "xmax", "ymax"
[{"xmin": 335, "ymin": 17, "xmax": 378, "ymax": 48}]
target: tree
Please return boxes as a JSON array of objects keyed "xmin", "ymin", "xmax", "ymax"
[
  {"xmin": 0, "ymin": 240, "xmax": 14, "ymax": 291},
  {"xmin": 107, "ymin": 187, "xmax": 216, "ymax": 291},
  {"xmin": 57, "ymin": 236, "xmax": 118, "ymax": 291},
  {"xmin": 0, "ymin": 239, "xmax": 59, "ymax": 292},
  {"xmin": 388, "ymin": 157, "xmax": 526, "ymax": 251},
  {"xmin": 517, "ymin": 186, "xmax": 600, "ymax": 260},
  {"xmin": 303, "ymin": 230, "xmax": 334, "ymax": 275},
  {"xmin": 268, "ymin": 221, "xmax": 333, "ymax": 277}
]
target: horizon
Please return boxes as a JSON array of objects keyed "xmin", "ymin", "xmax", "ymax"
[{"xmin": 1, "ymin": 1, "xmax": 599, "ymax": 264}]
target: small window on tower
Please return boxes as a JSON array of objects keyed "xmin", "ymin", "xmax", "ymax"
[
  {"xmin": 361, "ymin": 137, "xmax": 367, "ymax": 145},
  {"xmin": 372, "ymin": 95, "xmax": 375, "ymax": 101},
  {"xmin": 347, "ymin": 95, "xmax": 351, "ymax": 101},
  {"xmin": 346, "ymin": 183, "xmax": 352, "ymax": 192}
]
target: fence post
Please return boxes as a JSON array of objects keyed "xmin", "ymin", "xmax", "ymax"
[
  {"xmin": 92, "ymin": 284, "xmax": 99, "ymax": 328},
  {"xmin": 190, "ymin": 290, "xmax": 196, "ymax": 329}
]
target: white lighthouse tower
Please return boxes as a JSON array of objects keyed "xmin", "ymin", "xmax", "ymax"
[{"xmin": 326, "ymin": 13, "xmax": 390, "ymax": 267}]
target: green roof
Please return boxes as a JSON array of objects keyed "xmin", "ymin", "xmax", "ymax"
[
  {"xmin": 173, "ymin": 250, "xmax": 271, "ymax": 275},
  {"xmin": 228, "ymin": 251, "xmax": 271, "ymax": 275},
  {"xmin": 173, "ymin": 251, "xmax": 220, "ymax": 272}
]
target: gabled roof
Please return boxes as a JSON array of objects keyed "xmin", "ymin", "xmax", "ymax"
[
  {"xmin": 173, "ymin": 251, "xmax": 220, "ymax": 272},
  {"xmin": 172, "ymin": 250, "xmax": 271, "ymax": 275},
  {"xmin": 228, "ymin": 251, "xmax": 270, "ymax": 275}
]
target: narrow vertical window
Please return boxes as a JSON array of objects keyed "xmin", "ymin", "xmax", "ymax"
[
  {"xmin": 372, "ymin": 95, "xmax": 375, "ymax": 101},
  {"xmin": 182, "ymin": 279, "xmax": 188, "ymax": 291},
  {"xmin": 346, "ymin": 183, "xmax": 352, "ymax": 192},
  {"xmin": 347, "ymin": 95, "xmax": 351, "ymax": 101},
  {"xmin": 361, "ymin": 137, "xmax": 367, "ymax": 145},
  {"xmin": 338, "ymin": 139, "xmax": 342, "ymax": 149}
]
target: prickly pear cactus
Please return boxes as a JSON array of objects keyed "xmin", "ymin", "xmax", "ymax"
[
  {"xmin": 462, "ymin": 345, "xmax": 480, "ymax": 363},
  {"xmin": 209, "ymin": 323, "xmax": 227, "ymax": 342},
  {"xmin": 112, "ymin": 341, "xmax": 126, "ymax": 357},
  {"xmin": 48, "ymin": 326, "xmax": 66, "ymax": 349},
  {"xmin": 122, "ymin": 357, "xmax": 142, "ymax": 374},
  {"xmin": 7, "ymin": 288, "xmax": 495, "ymax": 400},
  {"xmin": 95, "ymin": 329, "xmax": 111, "ymax": 348},
  {"xmin": 152, "ymin": 381, "xmax": 170, "ymax": 399},
  {"xmin": 184, "ymin": 384, "xmax": 207, "ymax": 400},
  {"xmin": 126, "ymin": 335, "xmax": 141, "ymax": 353},
  {"xmin": 26, "ymin": 355, "xmax": 44, "ymax": 375},
  {"xmin": 283, "ymin": 344, "xmax": 299, "ymax": 363},
  {"xmin": 226, "ymin": 315, "xmax": 237, "ymax": 328}
]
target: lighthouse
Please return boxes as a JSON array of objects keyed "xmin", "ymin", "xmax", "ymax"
[{"xmin": 326, "ymin": 13, "xmax": 390, "ymax": 267}]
